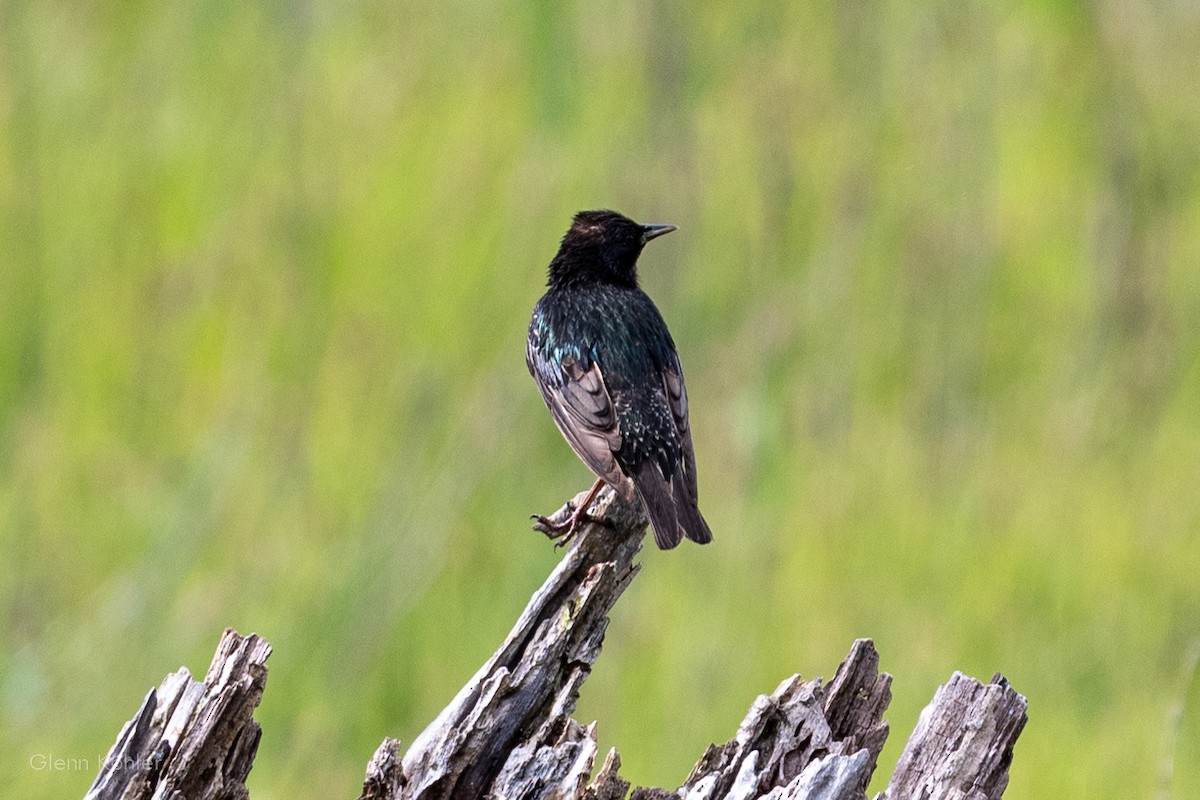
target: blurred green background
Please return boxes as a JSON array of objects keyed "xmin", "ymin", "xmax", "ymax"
[{"xmin": 2, "ymin": 1, "xmax": 1199, "ymax": 797}]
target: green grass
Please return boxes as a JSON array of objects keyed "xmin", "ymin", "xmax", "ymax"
[{"xmin": 2, "ymin": 2, "xmax": 1199, "ymax": 798}]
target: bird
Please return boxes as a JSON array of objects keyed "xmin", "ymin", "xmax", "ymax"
[{"xmin": 526, "ymin": 209, "xmax": 713, "ymax": 550}]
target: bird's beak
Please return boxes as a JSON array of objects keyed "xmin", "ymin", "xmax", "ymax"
[{"xmin": 641, "ymin": 223, "xmax": 678, "ymax": 244}]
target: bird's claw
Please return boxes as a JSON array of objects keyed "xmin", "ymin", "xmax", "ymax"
[{"xmin": 530, "ymin": 499, "xmax": 612, "ymax": 548}]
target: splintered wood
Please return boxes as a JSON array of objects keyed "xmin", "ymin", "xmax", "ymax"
[
  {"xmin": 87, "ymin": 488, "xmax": 1027, "ymax": 800},
  {"xmin": 85, "ymin": 629, "xmax": 271, "ymax": 800}
]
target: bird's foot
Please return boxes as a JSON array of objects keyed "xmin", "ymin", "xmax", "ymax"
[{"xmin": 531, "ymin": 498, "xmax": 613, "ymax": 549}]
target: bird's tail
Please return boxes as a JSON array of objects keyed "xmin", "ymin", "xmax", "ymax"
[{"xmin": 633, "ymin": 461, "xmax": 713, "ymax": 550}]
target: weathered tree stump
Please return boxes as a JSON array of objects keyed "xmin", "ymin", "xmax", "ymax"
[
  {"xmin": 85, "ymin": 629, "xmax": 271, "ymax": 800},
  {"xmin": 881, "ymin": 672, "xmax": 1027, "ymax": 800},
  {"xmin": 87, "ymin": 487, "xmax": 1028, "ymax": 800}
]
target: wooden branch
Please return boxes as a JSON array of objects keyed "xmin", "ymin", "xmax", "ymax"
[
  {"xmin": 881, "ymin": 672, "xmax": 1028, "ymax": 800},
  {"xmin": 661, "ymin": 638, "xmax": 890, "ymax": 800},
  {"xmin": 87, "ymin": 487, "xmax": 1029, "ymax": 800},
  {"xmin": 85, "ymin": 629, "xmax": 271, "ymax": 800},
  {"xmin": 365, "ymin": 486, "xmax": 650, "ymax": 800}
]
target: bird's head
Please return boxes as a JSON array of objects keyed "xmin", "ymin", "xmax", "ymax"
[{"xmin": 547, "ymin": 209, "xmax": 677, "ymax": 289}]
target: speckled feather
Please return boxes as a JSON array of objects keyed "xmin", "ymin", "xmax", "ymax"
[{"xmin": 527, "ymin": 210, "xmax": 712, "ymax": 549}]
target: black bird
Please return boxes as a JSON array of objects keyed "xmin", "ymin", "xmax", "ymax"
[{"xmin": 527, "ymin": 209, "xmax": 713, "ymax": 549}]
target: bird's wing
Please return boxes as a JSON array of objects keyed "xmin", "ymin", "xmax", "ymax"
[
  {"xmin": 661, "ymin": 354, "xmax": 700, "ymax": 500},
  {"xmin": 528, "ymin": 345, "xmax": 628, "ymax": 492}
]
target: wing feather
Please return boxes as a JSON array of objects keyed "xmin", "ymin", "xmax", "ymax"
[
  {"xmin": 661, "ymin": 356, "xmax": 700, "ymax": 500},
  {"xmin": 528, "ymin": 344, "xmax": 630, "ymax": 495}
]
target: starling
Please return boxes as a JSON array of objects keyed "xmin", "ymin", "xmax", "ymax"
[{"xmin": 527, "ymin": 209, "xmax": 713, "ymax": 549}]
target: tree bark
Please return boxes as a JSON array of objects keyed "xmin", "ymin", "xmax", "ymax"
[{"xmin": 87, "ymin": 487, "xmax": 1028, "ymax": 800}]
